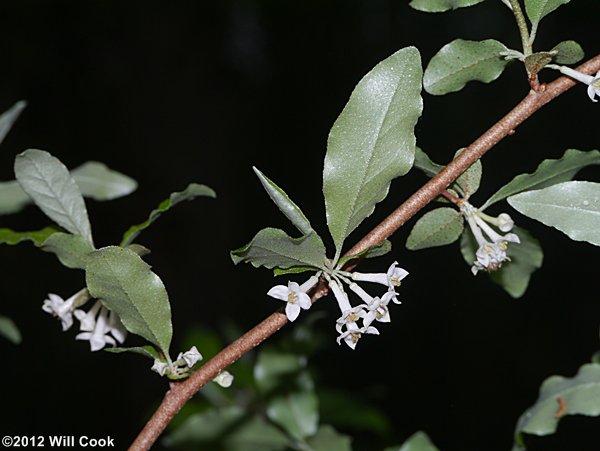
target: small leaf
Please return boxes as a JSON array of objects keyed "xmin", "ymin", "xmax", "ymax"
[
  {"xmin": 0, "ymin": 181, "xmax": 30, "ymax": 215},
  {"xmin": 513, "ymin": 363, "xmax": 600, "ymax": 449},
  {"xmin": 253, "ymin": 167, "xmax": 313, "ymax": 235},
  {"xmin": 406, "ymin": 208, "xmax": 464, "ymax": 250},
  {"xmin": 254, "ymin": 350, "xmax": 307, "ymax": 394},
  {"xmin": 385, "ymin": 431, "xmax": 440, "ymax": 451},
  {"xmin": 0, "ymin": 100, "xmax": 26, "ymax": 146},
  {"xmin": 231, "ymin": 228, "xmax": 326, "ymax": 271},
  {"xmin": 0, "ymin": 227, "xmax": 58, "ymax": 246},
  {"xmin": 267, "ymin": 392, "xmax": 319, "ymax": 440},
  {"xmin": 551, "ymin": 40, "xmax": 584, "ymax": 65},
  {"xmin": 454, "ymin": 149, "xmax": 482, "ymax": 197},
  {"xmin": 0, "ymin": 315, "xmax": 22, "ymax": 344},
  {"xmin": 524, "ymin": 52, "xmax": 554, "ymax": 78},
  {"xmin": 14, "ymin": 149, "xmax": 93, "ymax": 245},
  {"xmin": 482, "ymin": 149, "xmax": 600, "ymax": 210},
  {"xmin": 337, "ymin": 240, "xmax": 392, "ymax": 267},
  {"xmin": 414, "ymin": 147, "xmax": 444, "ymax": 178},
  {"xmin": 424, "ymin": 39, "xmax": 509, "ymax": 95},
  {"xmin": 524, "ymin": 0, "xmax": 571, "ymax": 34},
  {"xmin": 409, "ymin": 0, "xmax": 486, "ymax": 12},
  {"xmin": 85, "ymin": 246, "xmax": 172, "ymax": 353},
  {"xmin": 305, "ymin": 425, "xmax": 352, "ymax": 451},
  {"xmin": 41, "ymin": 232, "xmax": 94, "ymax": 269},
  {"xmin": 71, "ymin": 161, "xmax": 137, "ymax": 201},
  {"xmin": 121, "ymin": 183, "xmax": 215, "ymax": 246},
  {"xmin": 324, "ymin": 47, "xmax": 423, "ymax": 258},
  {"xmin": 105, "ymin": 345, "xmax": 161, "ymax": 360},
  {"xmin": 508, "ymin": 181, "xmax": 600, "ymax": 246}
]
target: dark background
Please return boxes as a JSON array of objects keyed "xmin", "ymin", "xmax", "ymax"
[{"xmin": 0, "ymin": 1, "xmax": 598, "ymax": 450}]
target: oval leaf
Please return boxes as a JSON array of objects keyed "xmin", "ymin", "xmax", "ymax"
[
  {"xmin": 42, "ymin": 232, "xmax": 94, "ymax": 269},
  {"xmin": 71, "ymin": 161, "xmax": 137, "ymax": 201},
  {"xmin": 508, "ymin": 181, "xmax": 600, "ymax": 246},
  {"xmin": 482, "ymin": 149, "xmax": 600, "ymax": 210},
  {"xmin": 454, "ymin": 149, "xmax": 482, "ymax": 196},
  {"xmin": 253, "ymin": 166, "xmax": 313, "ymax": 235},
  {"xmin": 513, "ymin": 363, "xmax": 600, "ymax": 448},
  {"xmin": 0, "ymin": 100, "xmax": 26, "ymax": 146},
  {"xmin": 121, "ymin": 183, "xmax": 215, "ymax": 246},
  {"xmin": 324, "ymin": 47, "xmax": 423, "ymax": 258},
  {"xmin": 14, "ymin": 149, "xmax": 93, "ymax": 245},
  {"xmin": 0, "ymin": 181, "xmax": 31, "ymax": 215},
  {"xmin": 424, "ymin": 39, "xmax": 509, "ymax": 95},
  {"xmin": 406, "ymin": 207, "xmax": 464, "ymax": 250},
  {"xmin": 267, "ymin": 392, "xmax": 319, "ymax": 441},
  {"xmin": 525, "ymin": 0, "xmax": 571, "ymax": 33},
  {"xmin": 551, "ymin": 40, "xmax": 584, "ymax": 65},
  {"xmin": 231, "ymin": 228, "xmax": 326, "ymax": 270},
  {"xmin": 0, "ymin": 315, "xmax": 22, "ymax": 345},
  {"xmin": 306, "ymin": 425, "xmax": 352, "ymax": 451},
  {"xmin": 409, "ymin": 0, "xmax": 485, "ymax": 12},
  {"xmin": 85, "ymin": 246, "xmax": 172, "ymax": 353}
]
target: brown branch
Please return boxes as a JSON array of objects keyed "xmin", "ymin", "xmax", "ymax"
[{"xmin": 129, "ymin": 53, "xmax": 600, "ymax": 451}]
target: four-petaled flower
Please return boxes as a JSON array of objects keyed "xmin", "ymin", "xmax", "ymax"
[
  {"xmin": 267, "ymin": 281, "xmax": 312, "ymax": 322},
  {"xmin": 351, "ymin": 262, "xmax": 409, "ymax": 302},
  {"xmin": 42, "ymin": 293, "xmax": 77, "ymax": 331},
  {"xmin": 336, "ymin": 322, "xmax": 379, "ymax": 350},
  {"xmin": 74, "ymin": 301, "xmax": 127, "ymax": 352},
  {"xmin": 177, "ymin": 346, "xmax": 203, "ymax": 368}
]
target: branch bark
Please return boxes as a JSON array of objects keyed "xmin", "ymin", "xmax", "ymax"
[{"xmin": 129, "ymin": 53, "xmax": 600, "ymax": 451}]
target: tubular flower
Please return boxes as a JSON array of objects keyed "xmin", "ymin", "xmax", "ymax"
[
  {"xmin": 350, "ymin": 261, "xmax": 408, "ymax": 302},
  {"xmin": 74, "ymin": 301, "xmax": 127, "ymax": 351},
  {"xmin": 553, "ymin": 66, "xmax": 600, "ymax": 102},
  {"xmin": 42, "ymin": 288, "xmax": 90, "ymax": 331},
  {"xmin": 267, "ymin": 278, "xmax": 315, "ymax": 322}
]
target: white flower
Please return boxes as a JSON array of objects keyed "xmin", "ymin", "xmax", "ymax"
[
  {"xmin": 106, "ymin": 310, "xmax": 127, "ymax": 344},
  {"xmin": 177, "ymin": 346, "xmax": 203, "ymax": 368},
  {"xmin": 267, "ymin": 280, "xmax": 312, "ymax": 322},
  {"xmin": 42, "ymin": 293, "xmax": 76, "ymax": 331},
  {"xmin": 335, "ymin": 305, "xmax": 367, "ymax": 333},
  {"xmin": 350, "ymin": 262, "xmax": 409, "ymax": 298},
  {"xmin": 151, "ymin": 360, "xmax": 169, "ymax": 376},
  {"xmin": 75, "ymin": 306, "xmax": 116, "ymax": 351},
  {"xmin": 363, "ymin": 291, "xmax": 396, "ymax": 327},
  {"xmin": 553, "ymin": 66, "xmax": 600, "ymax": 102},
  {"xmin": 213, "ymin": 371, "xmax": 234, "ymax": 388},
  {"xmin": 74, "ymin": 301, "xmax": 102, "ymax": 332},
  {"xmin": 336, "ymin": 323, "xmax": 379, "ymax": 350},
  {"xmin": 74, "ymin": 301, "xmax": 127, "ymax": 351}
]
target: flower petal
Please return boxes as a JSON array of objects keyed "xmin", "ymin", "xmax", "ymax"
[
  {"xmin": 285, "ymin": 302, "xmax": 301, "ymax": 322},
  {"xmin": 297, "ymin": 292, "xmax": 312, "ymax": 310},
  {"xmin": 267, "ymin": 285, "xmax": 289, "ymax": 301}
]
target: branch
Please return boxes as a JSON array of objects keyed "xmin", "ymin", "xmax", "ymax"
[{"xmin": 129, "ymin": 53, "xmax": 600, "ymax": 451}]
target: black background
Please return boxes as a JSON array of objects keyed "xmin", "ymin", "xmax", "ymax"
[{"xmin": 0, "ymin": 1, "xmax": 598, "ymax": 450}]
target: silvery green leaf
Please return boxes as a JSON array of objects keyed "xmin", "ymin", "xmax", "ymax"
[
  {"xmin": 409, "ymin": 0, "xmax": 486, "ymax": 12},
  {"xmin": 253, "ymin": 166, "xmax": 313, "ymax": 235},
  {"xmin": 41, "ymin": 232, "xmax": 94, "ymax": 269},
  {"xmin": 385, "ymin": 431, "xmax": 440, "ymax": 451},
  {"xmin": 71, "ymin": 161, "xmax": 137, "ymax": 201},
  {"xmin": 121, "ymin": 183, "xmax": 215, "ymax": 246},
  {"xmin": 0, "ymin": 181, "xmax": 30, "ymax": 215},
  {"xmin": 0, "ymin": 226, "xmax": 57, "ymax": 246},
  {"xmin": 231, "ymin": 228, "xmax": 326, "ymax": 271},
  {"xmin": 324, "ymin": 47, "xmax": 423, "ymax": 259},
  {"xmin": 337, "ymin": 240, "xmax": 392, "ymax": 267},
  {"xmin": 85, "ymin": 246, "xmax": 172, "ymax": 354},
  {"xmin": 273, "ymin": 266, "xmax": 318, "ymax": 276},
  {"xmin": 105, "ymin": 345, "xmax": 161, "ymax": 360},
  {"xmin": 508, "ymin": 181, "xmax": 600, "ymax": 246},
  {"xmin": 551, "ymin": 40, "xmax": 584, "ymax": 65},
  {"xmin": 460, "ymin": 226, "xmax": 542, "ymax": 298},
  {"xmin": 524, "ymin": 0, "xmax": 571, "ymax": 35},
  {"xmin": 513, "ymin": 363, "xmax": 600, "ymax": 450},
  {"xmin": 482, "ymin": 149, "xmax": 600, "ymax": 210},
  {"xmin": 0, "ymin": 100, "xmax": 26, "ymax": 146},
  {"xmin": 407, "ymin": 208, "xmax": 464, "ymax": 250},
  {"xmin": 0, "ymin": 315, "xmax": 21, "ymax": 344},
  {"xmin": 254, "ymin": 350, "xmax": 307, "ymax": 394},
  {"xmin": 414, "ymin": 147, "xmax": 443, "ymax": 178},
  {"xmin": 424, "ymin": 39, "xmax": 509, "ymax": 95},
  {"xmin": 305, "ymin": 425, "xmax": 352, "ymax": 451},
  {"xmin": 267, "ymin": 392, "xmax": 319, "ymax": 441},
  {"xmin": 14, "ymin": 149, "xmax": 93, "ymax": 245}
]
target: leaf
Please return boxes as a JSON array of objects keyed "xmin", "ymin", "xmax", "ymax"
[
  {"xmin": 508, "ymin": 181, "xmax": 600, "ymax": 246},
  {"xmin": 513, "ymin": 363, "xmax": 600, "ymax": 450},
  {"xmin": 524, "ymin": 52, "xmax": 554, "ymax": 78},
  {"xmin": 460, "ymin": 226, "xmax": 542, "ymax": 298},
  {"xmin": 267, "ymin": 392, "xmax": 319, "ymax": 441},
  {"xmin": 385, "ymin": 431, "xmax": 440, "ymax": 451},
  {"xmin": 231, "ymin": 228, "xmax": 326, "ymax": 270},
  {"xmin": 482, "ymin": 149, "xmax": 600, "ymax": 210},
  {"xmin": 305, "ymin": 425, "xmax": 352, "ymax": 451},
  {"xmin": 406, "ymin": 207, "xmax": 464, "ymax": 250},
  {"xmin": 323, "ymin": 47, "xmax": 423, "ymax": 259},
  {"xmin": 423, "ymin": 39, "xmax": 509, "ymax": 95},
  {"xmin": 273, "ymin": 266, "xmax": 320, "ymax": 276},
  {"xmin": 41, "ymin": 232, "xmax": 94, "ymax": 269},
  {"xmin": 0, "ymin": 227, "xmax": 57, "ymax": 246},
  {"xmin": 71, "ymin": 161, "xmax": 137, "ymax": 201},
  {"xmin": 14, "ymin": 149, "xmax": 93, "ymax": 245},
  {"xmin": 104, "ymin": 345, "xmax": 161, "ymax": 360},
  {"xmin": 121, "ymin": 183, "xmax": 215, "ymax": 246},
  {"xmin": 337, "ymin": 240, "xmax": 392, "ymax": 267},
  {"xmin": 253, "ymin": 167, "xmax": 313, "ymax": 235},
  {"xmin": 0, "ymin": 315, "xmax": 22, "ymax": 344},
  {"xmin": 0, "ymin": 181, "xmax": 31, "ymax": 215},
  {"xmin": 524, "ymin": 0, "xmax": 571, "ymax": 34},
  {"xmin": 85, "ymin": 246, "xmax": 172, "ymax": 353},
  {"xmin": 0, "ymin": 100, "xmax": 26, "ymax": 146},
  {"xmin": 409, "ymin": 0, "xmax": 486, "ymax": 12},
  {"xmin": 414, "ymin": 147, "xmax": 443, "ymax": 178},
  {"xmin": 163, "ymin": 406, "xmax": 290, "ymax": 450},
  {"xmin": 254, "ymin": 350, "xmax": 307, "ymax": 394},
  {"xmin": 551, "ymin": 40, "xmax": 584, "ymax": 65}
]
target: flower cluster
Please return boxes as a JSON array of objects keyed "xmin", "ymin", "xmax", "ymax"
[
  {"xmin": 267, "ymin": 262, "xmax": 408, "ymax": 350},
  {"xmin": 42, "ymin": 289, "xmax": 127, "ymax": 352},
  {"xmin": 461, "ymin": 202, "xmax": 520, "ymax": 274},
  {"xmin": 151, "ymin": 346, "xmax": 203, "ymax": 378}
]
